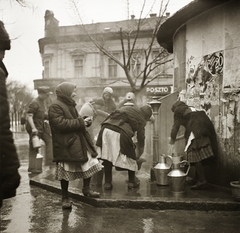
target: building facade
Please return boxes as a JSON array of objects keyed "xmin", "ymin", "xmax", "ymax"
[
  {"xmin": 37, "ymin": 10, "xmax": 173, "ymax": 109},
  {"xmin": 157, "ymin": 0, "xmax": 240, "ymax": 187}
]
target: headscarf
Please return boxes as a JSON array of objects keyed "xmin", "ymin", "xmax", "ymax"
[
  {"xmin": 171, "ymin": 100, "xmax": 191, "ymax": 119},
  {"xmin": 56, "ymin": 82, "xmax": 76, "ymax": 97},
  {"xmin": 103, "ymin": 87, "xmax": 113, "ymax": 95},
  {"xmin": 56, "ymin": 82, "xmax": 77, "ymax": 107}
]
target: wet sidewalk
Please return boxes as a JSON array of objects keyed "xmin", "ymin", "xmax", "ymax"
[
  {"xmin": 14, "ymin": 131, "xmax": 240, "ymax": 211},
  {"xmin": 29, "ymin": 165, "xmax": 240, "ymax": 211}
]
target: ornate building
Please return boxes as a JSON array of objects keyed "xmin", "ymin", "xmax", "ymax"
[{"xmin": 36, "ymin": 10, "xmax": 173, "ymax": 108}]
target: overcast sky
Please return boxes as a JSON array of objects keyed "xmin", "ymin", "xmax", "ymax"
[{"xmin": 1, "ymin": 0, "xmax": 192, "ymax": 90}]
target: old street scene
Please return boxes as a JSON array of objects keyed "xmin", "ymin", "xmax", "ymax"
[{"xmin": 1, "ymin": 0, "xmax": 240, "ymax": 232}]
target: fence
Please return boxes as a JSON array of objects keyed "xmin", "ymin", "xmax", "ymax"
[{"xmin": 10, "ymin": 111, "xmax": 26, "ymax": 133}]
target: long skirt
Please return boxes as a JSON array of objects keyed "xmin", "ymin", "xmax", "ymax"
[
  {"xmin": 97, "ymin": 128, "xmax": 138, "ymax": 171},
  {"xmin": 55, "ymin": 152, "xmax": 103, "ymax": 181},
  {"xmin": 186, "ymin": 134, "xmax": 214, "ymax": 164}
]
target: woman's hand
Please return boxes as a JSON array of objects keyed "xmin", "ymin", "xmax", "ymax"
[
  {"xmin": 84, "ymin": 116, "xmax": 93, "ymax": 127},
  {"xmin": 168, "ymin": 144, "xmax": 175, "ymax": 155}
]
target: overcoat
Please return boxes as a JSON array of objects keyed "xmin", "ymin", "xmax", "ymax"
[{"xmin": 49, "ymin": 98, "xmax": 97, "ymax": 163}]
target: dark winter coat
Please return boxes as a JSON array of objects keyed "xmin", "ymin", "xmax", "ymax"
[
  {"xmin": 48, "ymin": 83, "xmax": 97, "ymax": 163},
  {"xmin": 0, "ymin": 60, "xmax": 20, "ymax": 207},
  {"xmin": 96, "ymin": 105, "xmax": 149, "ymax": 160},
  {"xmin": 170, "ymin": 101, "xmax": 218, "ymax": 157}
]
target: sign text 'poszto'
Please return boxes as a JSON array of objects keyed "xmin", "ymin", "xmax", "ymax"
[{"xmin": 146, "ymin": 86, "xmax": 171, "ymax": 95}]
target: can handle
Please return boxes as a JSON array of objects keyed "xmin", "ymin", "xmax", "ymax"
[{"xmin": 180, "ymin": 160, "xmax": 190, "ymax": 176}]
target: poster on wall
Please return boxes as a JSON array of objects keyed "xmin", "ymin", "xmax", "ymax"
[{"xmin": 183, "ymin": 50, "xmax": 223, "ymax": 114}]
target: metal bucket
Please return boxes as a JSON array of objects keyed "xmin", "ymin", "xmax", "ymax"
[
  {"xmin": 167, "ymin": 160, "xmax": 190, "ymax": 193},
  {"xmin": 154, "ymin": 155, "xmax": 172, "ymax": 186},
  {"xmin": 168, "ymin": 175, "xmax": 187, "ymax": 193},
  {"xmin": 154, "ymin": 168, "xmax": 170, "ymax": 186}
]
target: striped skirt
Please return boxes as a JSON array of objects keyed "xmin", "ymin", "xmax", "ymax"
[{"xmin": 186, "ymin": 136, "xmax": 214, "ymax": 163}]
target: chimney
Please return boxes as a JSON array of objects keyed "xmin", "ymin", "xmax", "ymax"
[
  {"xmin": 44, "ymin": 10, "xmax": 59, "ymax": 37},
  {"xmin": 166, "ymin": 12, "xmax": 170, "ymax": 17},
  {"xmin": 131, "ymin": 15, "xmax": 135, "ymax": 20},
  {"xmin": 150, "ymin": 13, "xmax": 157, "ymax": 18}
]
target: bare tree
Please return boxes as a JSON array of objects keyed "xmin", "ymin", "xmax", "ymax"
[
  {"xmin": 68, "ymin": 0, "xmax": 172, "ymax": 94},
  {"xmin": 6, "ymin": 80, "xmax": 34, "ymax": 116}
]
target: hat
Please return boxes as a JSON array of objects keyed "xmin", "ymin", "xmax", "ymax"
[
  {"xmin": 0, "ymin": 21, "xmax": 11, "ymax": 50},
  {"xmin": 103, "ymin": 87, "xmax": 113, "ymax": 95},
  {"xmin": 140, "ymin": 105, "xmax": 153, "ymax": 121},
  {"xmin": 37, "ymin": 86, "xmax": 52, "ymax": 94}
]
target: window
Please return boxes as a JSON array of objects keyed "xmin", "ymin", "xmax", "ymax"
[
  {"xmin": 108, "ymin": 57, "xmax": 118, "ymax": 78},
  {"xmin": 108, "ymin": 53, "xmax": 119, "ymax": 78},
  {"xmin": 43, "ymin": 53, "xmax": 53, "ymax": 79},
  {"xmin": 44, "ymin": 61, "xmax": 50, "ymax": 79},
  {"xmin": 74, "ymin": 57, "xmax": 84, "ymax": 78}
]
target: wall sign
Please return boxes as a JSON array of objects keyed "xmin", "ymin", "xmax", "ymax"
[{"xmin": 145, "ymin": 85, "xmax": 171, "ymax": 96}]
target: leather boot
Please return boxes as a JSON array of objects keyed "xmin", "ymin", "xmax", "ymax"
[
  {"xmin": 82, "ymin": 188, "xmax": 100, "ymax": 198},
  {"xmin": 62, "ymin": 190, "xmax": 72, "ymax": 209}
]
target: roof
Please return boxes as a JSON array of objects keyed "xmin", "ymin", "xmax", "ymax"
[
  {"xmin": 157, "ymin": 0, "xmax": 232, "ymax": 53},
  {"xmin": 58, "ymin": 17, "xmax": 163, "ymax": 37}
]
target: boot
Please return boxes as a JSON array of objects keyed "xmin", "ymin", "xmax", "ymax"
[
  {"xmin": 103, "ymin": 160, "xmax": 113, "ymax": 190},
  {"xmin": 61, "ymin": 182, "xmax": 72, "ymax": 209},
  {"xmin": 128, "ymin": 181, "xmax": 140, "ymax": 189},
  {"xmin": 82, "ymin": 187, "xmax": 100, "ymax": 198},
  {"xmin": 128, "ymin": 170, "xmax": 140, "ymax": 189}
]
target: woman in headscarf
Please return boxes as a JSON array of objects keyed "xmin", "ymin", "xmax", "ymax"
[
  {"xmin": 169, "ymin": 100, "xmax": 218, "ymax": 190},
  {"xmin": 48, "ymin": 82, "xmax": 103, "ymax": 209},
  {"xmin": 96, "ymin": 104, "xmax": 153, "ymax": 190}
]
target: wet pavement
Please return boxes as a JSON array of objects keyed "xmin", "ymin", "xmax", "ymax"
[
  {"xmin": 9, "ymin": 132, "xmax": 240, "ymax": 211},
  {"xmin": 1, "ymin": 131, "xmax": 240, "ymax": 233}
]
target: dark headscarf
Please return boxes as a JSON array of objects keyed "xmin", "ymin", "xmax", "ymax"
[
  {"xmin": 56, "ymin": 82, "xmax": 77, "ymax": 117},
  {"xmin": 171, "ymin": 100, "xmax": 191, "ymax": 119},
  {"xmin": 56, "ymin": 82, "xmax": 76, "ymax": 98}
]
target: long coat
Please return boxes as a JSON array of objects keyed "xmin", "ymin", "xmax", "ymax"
[
  {"xmin": 0, "ymin": 60, "xmax": 20, "ymax": 206},
  {"xmin": 48, "ymin": 98, "xmax": 97, "ymax": 163},
  {"xmin": 170, "ymin": 101, "xmax": 218, "ymax": 157}
]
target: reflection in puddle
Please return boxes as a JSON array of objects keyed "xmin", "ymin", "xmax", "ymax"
[{"xmin": 143, "ymin": 218, "xmax": 154, "ymax": 233}]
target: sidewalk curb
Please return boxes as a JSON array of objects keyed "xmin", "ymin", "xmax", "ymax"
[{"xmin": 30, "ymin": 177, "xmax": 240, "ymax": 211}]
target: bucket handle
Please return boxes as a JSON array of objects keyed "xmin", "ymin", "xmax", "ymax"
[
  {"xmin": 180, "ymin": 160, "xmax": 190, "ymax": 176},
  {"xmin": 164, "ymin": 154, "xmax": 173, "ymax": 168}
]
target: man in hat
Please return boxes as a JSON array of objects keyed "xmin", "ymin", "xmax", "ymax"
[
  {"xmin": 26, "ymin": 86, "xmax": 53, "ymax": 173},
  {"xmin": 0, "ymin": 21, "xmax": 21, "ymax": 207}
]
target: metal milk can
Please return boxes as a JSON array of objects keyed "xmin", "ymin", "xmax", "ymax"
[
  {"xmin": 154, "ymin": 154, "xmax": 172, "ymax": 185},
  {"xmin": 167, "ymin": 156, "xmax": 190, "ymax": 193},
  {"xmin": 32, "ymin": 135, "xmax": 41, "ymax": 149}
]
